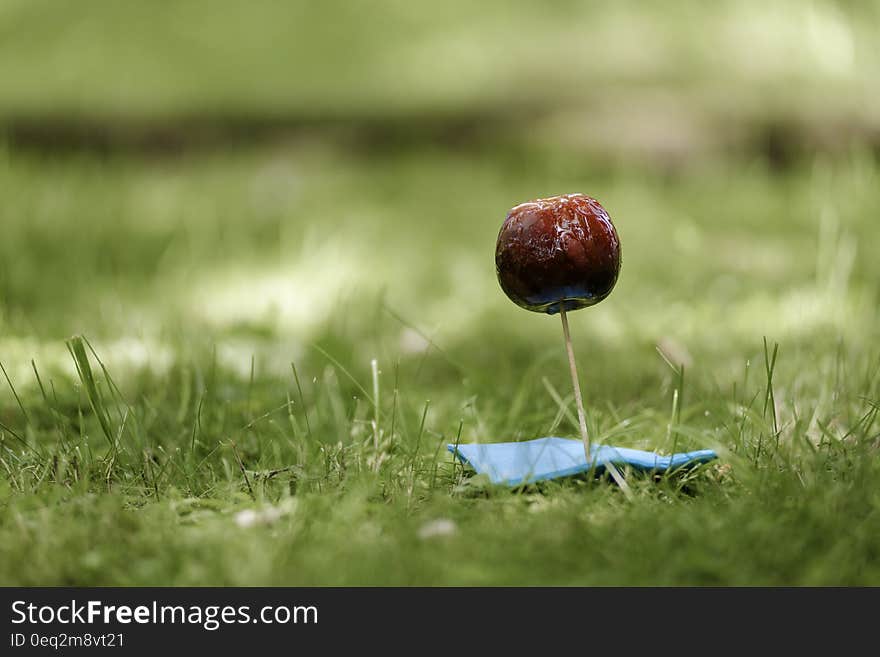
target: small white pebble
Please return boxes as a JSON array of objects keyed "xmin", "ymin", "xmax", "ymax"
[
  {"xmin": 234, "ymin": 501, "xmax": 295, "ymax": 528},
  {"xmin": 234, "ymin": 509, "xmax": 260, "ymax": 528},
  {"xmin": 418, "ymin": 518, "xmax": 457, "ymax": 540}
]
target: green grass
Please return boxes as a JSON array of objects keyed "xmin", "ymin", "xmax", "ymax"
[{"xmin": 1, "ymin": 139, "xmax": 879, "ymax": 585}]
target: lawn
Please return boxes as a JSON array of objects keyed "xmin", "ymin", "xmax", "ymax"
[{"xmin": 1, "ymin": 1, "xmax": 879, "ymax": 586}]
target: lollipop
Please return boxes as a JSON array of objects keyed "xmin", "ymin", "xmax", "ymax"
[
  {"xmin": 495, "ymin": 193, "xmax": 621, "ymax": 314},
  {"xmin": 495, "ymin": 193, "xmax": 623, "ymax": 479},
  {"xmin": 446, "ymin": 201, "xmax": 714, "ymax": 487},
  {"xmin": 446, "ymin": 196, "xmax": 715, "ymax": 487}
]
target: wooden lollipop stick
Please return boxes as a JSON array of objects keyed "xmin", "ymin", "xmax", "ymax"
[
  {"xmin": 559, "ymin": 306, "xmax": 633, "ymax": 498},
  {"xmin": 560, "ymin": 305, "xmax": 590, "ymax": 460}
]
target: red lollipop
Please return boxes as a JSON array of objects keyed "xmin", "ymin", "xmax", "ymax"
[
  {"xmin": 495, "ymin": 193, "xmax": 621, "ymax": 314},
  {"xmin": 495, "ymin": 194, "xmax": 628, "ymax": 490}
]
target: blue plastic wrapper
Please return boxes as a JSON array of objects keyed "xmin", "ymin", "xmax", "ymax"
[{"xmin": 448, "ymin": 437, "xmax": 717, "ymax": 486}]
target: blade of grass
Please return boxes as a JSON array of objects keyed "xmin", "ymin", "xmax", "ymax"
[
  {"xmin": 0, "ymin": 360, "xmax": 30, "ymax": 426},
  {"xmin": 66, "ymin": 336, "xmax": 115, "ymax": 448}
]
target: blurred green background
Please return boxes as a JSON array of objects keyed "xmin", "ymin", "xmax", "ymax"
[
  {"xmin": 1, "ymin": 0, "xmax": 879, "ymax": 585},
  {"xmin": 2, "ymin": 0, "xmax": 878, "ymax": 366}
]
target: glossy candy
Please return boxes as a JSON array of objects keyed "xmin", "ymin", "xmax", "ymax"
[{"xmin": 495, "ymin": 193, "xmax": 621, "ymax": 314}]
